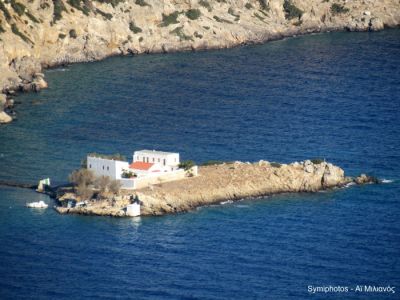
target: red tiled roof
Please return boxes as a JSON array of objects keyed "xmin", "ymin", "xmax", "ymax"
[{"xmin": 129, "ymin": 162, "xmax": 154, "ymax": 171}]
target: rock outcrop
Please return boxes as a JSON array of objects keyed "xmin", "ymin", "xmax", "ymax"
[
  {"xmin": 0, "ymin": 94, "xmax": 12, "ymax": 124},
  {"xmin": 54, "ymin": 160, "xmax": 379, "ymax": 217},
  {"xmin": 0, "ymin": 0, "xmax": 399, "ymax": 109}
]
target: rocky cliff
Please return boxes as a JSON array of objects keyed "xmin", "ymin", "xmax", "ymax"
[
  {"xmin": 55, "ymin": 160, "xmax": 378, "ymax": 217},
  {"xmin": 0, "ymin": 0, "xmax": 399, "ymax": 123}
]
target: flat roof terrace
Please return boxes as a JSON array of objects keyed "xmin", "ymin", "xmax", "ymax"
[{"xmin": 135, "ymin": 150, "xmax": 179, "ymax": 156}]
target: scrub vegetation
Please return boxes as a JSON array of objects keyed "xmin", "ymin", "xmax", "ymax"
[
  {"xmin": 170, "ymin": 26, "xmax": 193, "ymax": 41},
  {"xmin": 330, "ymin": 3, "xmax": 349, "ymax": 15},
  {"xmin": 258, "ymin": 0, "xmax": 270, "ymax": 11},
  {"xmin": 67, "ymin": 0, "xmax": 90, "ymax": 15},
  {"xmin": 52, "ymin": 0, "xmax": 67, "ymax": 22},
  {"xmin": 201, "ymin": 160, "xmax": 226, "ymax": 166},
  {"xmin": 228, "ymin": 7, "xmax": 240, "ymax": 21},
  {"xmin": 129, "ymin": 21, "xmax": 142, "ymax": 33},
  {"xmin": 11, "ymin": 23, "xmax": 33, "ymax": 44},
  {"xmin": 10, "ymin": 0, "xmax": 26, "ymax": 16},
  {"xmin": 311, "ymin": 158, "xmax": 324, "ymax": 164},
  {"xmin": 185, "ymin": 9, "xmax": 201, "ymax": 20},
  {"xmin": 199, "ymin": 0, "xmax": 212, "ymax": 12},
  {"xmin": 95, "ymin": 8, "xmax": 113, "ymax": 20},
  {"xmin": 270, "ymin": 162, "xmax": 282, "ymax": 168},
  {"xmin": 179, "ymin": 160, "xmax": 195, "ymax": 170},
  {"xmin": 69, "ymin": 29, "xmax": 77, "ymax": 38},
  {"xmin": 0, "ymin": 1, "xmax": 12, "ymax": 21},
  {"xmin": 26, "ymin": 11, "xmax": 40, "ymax": 23},
  {"xmin": 283, "ymin": 0, "xmax": 303, "ymax": 20},
  {"xmin": 160, "ymin": 11, "xmax": 181, "ymax": 26},
  {"xmin": 135, "ymin": 0, "xmax": 150, "ymax": 7},
  {"xmin": 69, "ymin": 168, "xmax": 121, "ymax": 199},
  {"xmin": 245, "ymin": 3, "xmax": 253, "ymax": 9}
]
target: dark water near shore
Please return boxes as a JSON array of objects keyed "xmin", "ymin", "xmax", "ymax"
[{"xmin": 1, "ymin": 30, "xmax": 399, "ymax": 299}]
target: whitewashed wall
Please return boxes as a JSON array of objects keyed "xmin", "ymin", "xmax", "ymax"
[
  {"xmin": 87, "ymin": 156, "xmax": 129, "ymax": 180},
  {"xmin": 133, "ymin": 151, "xmax": 180, "ymax": 168},
  {"xmin": 131, "ymin": 163, "xmax": 172, "ymax": 176},
  {"xmin": 132, "ymin": 169, "xmax": 187, "ymax": 189},
  {"xmin": 119, "ymin": 167, "xmax": 198, "ymax": 190},
  {"xmin": 119, "ymin": 178, "xmax": 136, "ymax": 189}
]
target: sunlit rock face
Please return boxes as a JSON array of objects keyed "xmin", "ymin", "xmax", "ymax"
[{"xmin": 0, "ymin": 0, "xmax": 399, "ymax": 95}]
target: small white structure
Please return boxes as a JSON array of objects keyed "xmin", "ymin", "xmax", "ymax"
[
  {"xmin": 36, "ymin": 178, "xmax": 51, "ymax": 192},
  {"xmin": 126, "ymin": 203, "xmax": 141, "ymax": 217}
]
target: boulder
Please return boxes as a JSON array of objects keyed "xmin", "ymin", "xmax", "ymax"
[
  {"xmin": 354, "ymin": 174, "xmax": 379, "ymax": 184},
  {"xmin": 6, "ymin": 98, "xmax": 14, "ymax": 108},
  {"xmin": 21, "ymin": 83, "xmax": 34, "ymax": 92},
  {"xmin": 31, "ymin": 73, "xmax": 48, "ymax": 91},
  {"xmin": 0, "ymin": 94, "xmax": 12, "ymax": 123},
  {"xmin": 303, "ymin": 160, "xmax": 314, "ymax": 173},
  {"xmin": 34, "ymin": 73, "xmax": 45, "ymax": 78},
  {"xmin": 304, "ymin": 165, "xmax": 314, "ymax": 173},
  {"xmin": 0, "ymin": 111, "xmax": 12, "ymax": 123},
  {"xmin": 322, "ymin": 163, "xmax": 345, "ymax": 188}
]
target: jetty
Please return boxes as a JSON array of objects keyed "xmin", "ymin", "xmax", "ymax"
[{"xmin": 0, "ymin": 180, "xmax": 37, "ymax": 189}]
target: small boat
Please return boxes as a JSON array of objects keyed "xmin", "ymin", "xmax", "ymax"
[{"xmin": 26, "ymin": 200, "xmax": 48, "ymax": 209}]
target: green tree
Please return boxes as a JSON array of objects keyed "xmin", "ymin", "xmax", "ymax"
[{"xmin": 179, "ymin": 160, "xmax": 195, "ymax": 171}]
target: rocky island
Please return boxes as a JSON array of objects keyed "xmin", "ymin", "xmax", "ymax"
[
  {"xmin": 54, "ymin": 159, "xmax": 378, "ymax": 217},
  {"xmin": 1, "ymin": 0, "xmax": 400, "ymax": 123}
]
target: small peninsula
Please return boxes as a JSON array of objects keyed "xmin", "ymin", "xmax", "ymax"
[
  {"xmin": 1, "ymin": 0, "xmax": 400, "ymax": 123},
  {"xmin": 53, "ymin": 156, "xmax": 378, "ymax": 217}
]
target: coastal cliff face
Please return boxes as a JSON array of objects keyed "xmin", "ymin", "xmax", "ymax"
[
  {"xmin": 0, "ymin": 0, "xmax": 399, "ymax": 122},
  {"xmin": 1, "ymin": 0, "xmax": 400, "ymax": 89},
  {"xmin": 54, "ymin": 160, "xmax": 375, "ymax": 217}
]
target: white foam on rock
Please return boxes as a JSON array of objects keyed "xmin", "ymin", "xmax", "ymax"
[{"xmin": 381, "ymin": 179, "xmax": 394, "ymax": 184}]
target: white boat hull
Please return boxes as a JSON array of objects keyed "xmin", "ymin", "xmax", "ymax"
[{"xmin": 26, "ymin": 201, "xmax": 48, "ymax": 209}]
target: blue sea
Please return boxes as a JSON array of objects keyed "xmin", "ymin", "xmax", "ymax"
[{"xmin": 0, "ymin": 29, "xmax": 399, "ymax": 299}]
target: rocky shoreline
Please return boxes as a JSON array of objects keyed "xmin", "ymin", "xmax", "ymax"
[
  {"xmin": 54, "ymin": 160, "xmax": 379, "ymax": 217},
  {"xmin": 1, "ymin": 0, "xmax": 399, "ymax": 124}
]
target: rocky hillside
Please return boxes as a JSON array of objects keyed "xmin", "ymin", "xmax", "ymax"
[
  {"xmin": 137, "ymin": 160, "xmax": 351, "ymax": 215},
  {"xmin": 0, "ymin": 0, "xmax": 399, "ymax": 122}
]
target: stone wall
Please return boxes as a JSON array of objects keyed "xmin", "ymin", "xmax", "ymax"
[{"xmin": 132, "ymin": 168, "xmax": 188, "ymax": 189}]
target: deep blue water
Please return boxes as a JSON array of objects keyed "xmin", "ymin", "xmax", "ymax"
[{"xmin": 0, "ymin": 29, "xmax": 399, "ymax": 299}]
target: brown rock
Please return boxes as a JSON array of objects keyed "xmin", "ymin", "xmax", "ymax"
[
  {"xmin": 0, "ymin": 111, "xmax": 12, "ymax": 124},
  {"xmin": 369, "ymin": 17, "xmax": 385, "ymax": 31},
  {"xmin": 354, "ymin": 174, "xmax": 379, "ymax": 184}
]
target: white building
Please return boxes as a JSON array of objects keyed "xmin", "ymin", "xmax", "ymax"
[
  {"xmin": 87, "ymin": 156, "xmax": 129, "ymax": 180},
  {"xmin": 86, "ymin": 150, "xmax": 185, "ymax": 189},
  {"xmin": 132, "ymin": 150, "xmax": 180, "ymax": 172}
]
